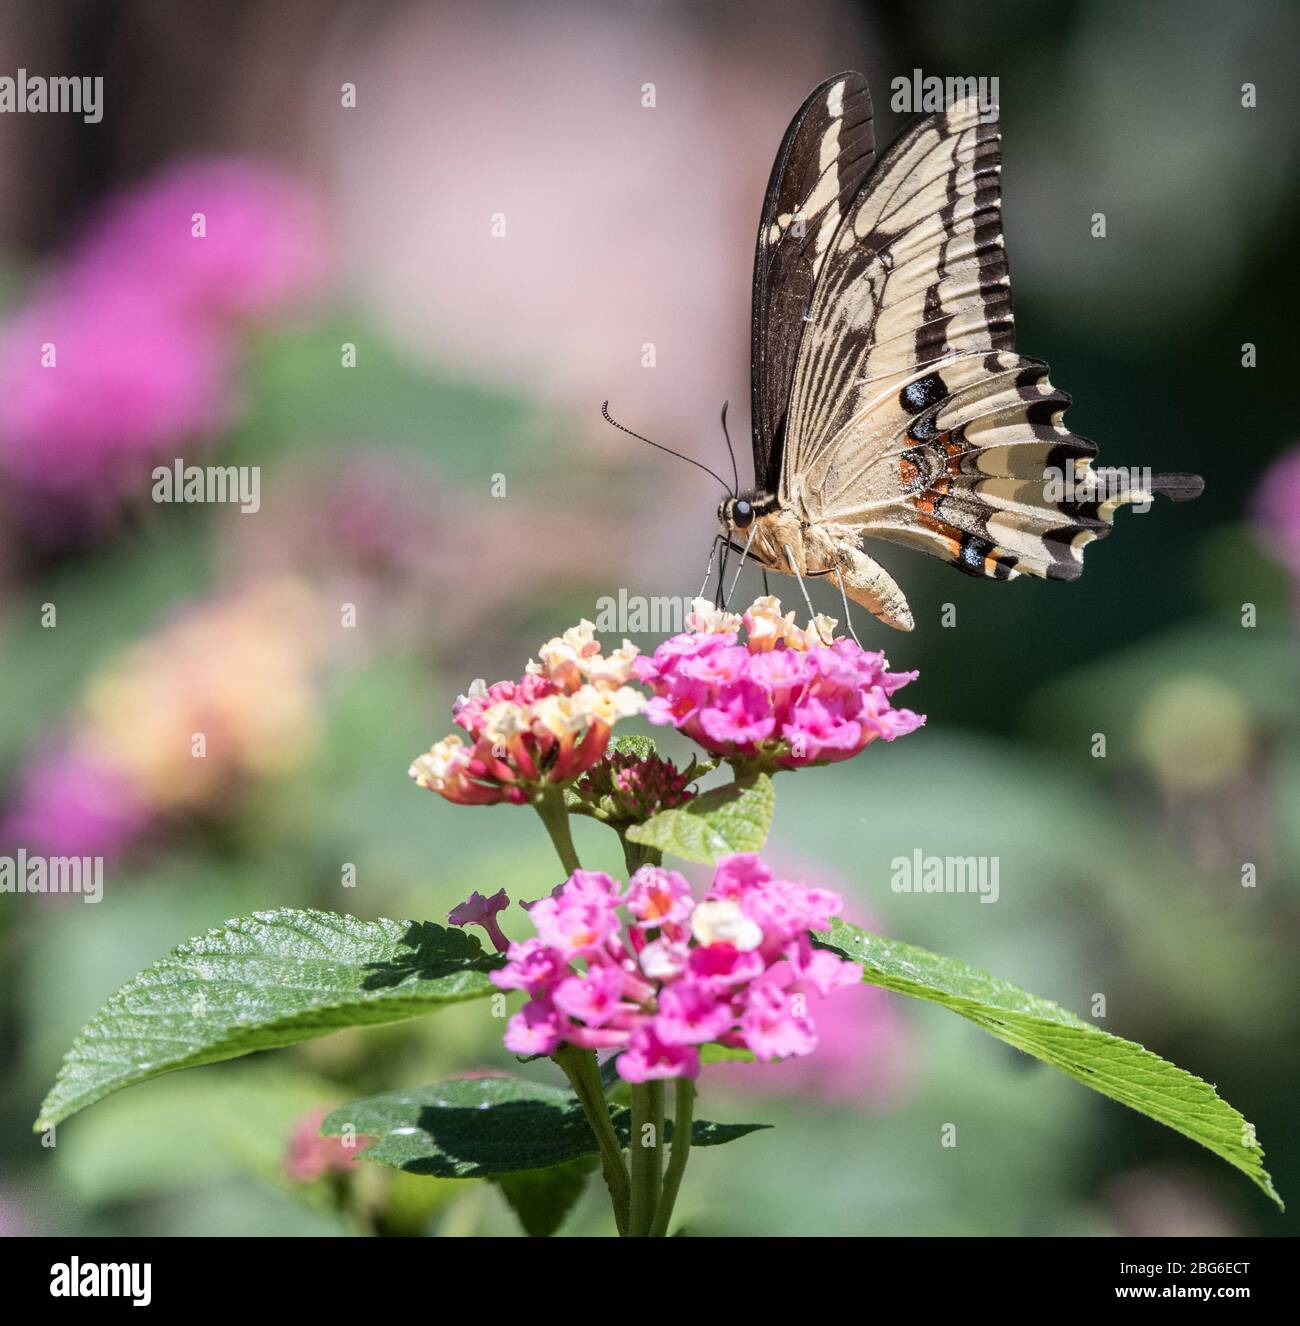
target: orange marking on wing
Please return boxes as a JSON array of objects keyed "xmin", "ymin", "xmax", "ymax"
[
  {"xmin": 917, "ymin": 513, "xmax": 961, "ymax": 557},
  {"xmin": 915, "ymin": 476, "xmax": 951, "ymax": 516}
]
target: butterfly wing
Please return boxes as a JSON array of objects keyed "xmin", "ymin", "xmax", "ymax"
[
  {"xmin": 750, "ymin": 71, "xmax": 875, "ymax": 495},
  {"xmin": 782, "ymin": 98, "xmax": 1200, "ymax": 583}
]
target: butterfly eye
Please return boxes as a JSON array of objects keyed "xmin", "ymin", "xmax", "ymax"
[{"xmin": 733, "ymin": 500, "xmax": 754, "ymax": 528}]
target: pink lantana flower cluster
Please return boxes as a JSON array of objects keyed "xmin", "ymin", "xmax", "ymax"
[
  {"xmin": 451, "ymin": 853, "xmax": 862, "ymax": 1083},
  {"xmin": 409, "ymin": 622, "xmax": 644, "ymax": 805},
  {"xmin": 633, "ymin": 596, "xmax": 924, "ymax": 770}
]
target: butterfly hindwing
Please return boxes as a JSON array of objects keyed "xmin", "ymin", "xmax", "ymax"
[
  {"xmin": 750, "ymin": 72, "xmax": 875, "ymax": 494},
  {"xmin": 842, "ymin": 351, "xmax": 1108, "ymax": 581}
]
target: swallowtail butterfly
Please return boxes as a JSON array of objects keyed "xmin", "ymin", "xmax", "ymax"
[{"xmin": 711, "ymin": 72, "xmax": 1203, "ymax": 631}]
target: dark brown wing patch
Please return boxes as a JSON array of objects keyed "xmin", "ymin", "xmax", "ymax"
[{"xmin": 750, "ymin": 72, "xmax": 874, "ymax": 493}]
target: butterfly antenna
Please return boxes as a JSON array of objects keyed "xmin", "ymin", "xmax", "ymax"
[
  {"xmin": 601, "ymin": 402, "xmax": 734, "ymax": 494},
  {"xmin": 719, "ymin": 400, "xmax": 740, "ymax": 495}
]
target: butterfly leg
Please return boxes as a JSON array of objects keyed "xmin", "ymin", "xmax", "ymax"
[
  {"xmin": 838, "ymin": 546, "xmax": 914, "ymax": 632},
  {"xmin": 783, "ymin": 544, "xmax": 819, "ymax": 623},
  {"xmin": 697, "ymin": 534, "xmax": 723, "ymax": 600},
  {"xmin": 724, "ymin": 526, "xmax": 759, "ymax": 609},
  {"xmin": 832, "ymin": 567, "xmax": 863, "ymax": 647}
]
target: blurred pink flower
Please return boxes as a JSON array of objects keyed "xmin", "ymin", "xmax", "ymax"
[
  {"xmin": 284, "ymin": 1107, "xmax": 369, "ymax": 1184},
  {"xmin": 64, "ymin": 157, "xmax": 326, "ymax": 321},
  {"xmin": 344, "ymin": 0, "xmax": 863, "ymax": 438},
  {"xmin": 0, "ymin": 289, "xmax": 229, "ymax": 508},
  {"xmin": 1252, "ymin": 444, "xmax": 1300, "ymax": 582},
  {"xmin": 0, "ymin": 155, "xmax": 325, "ymax": 521},
  {"xmin": 1, "ymin": 747, "xmax": 149, "ymax": 860}
]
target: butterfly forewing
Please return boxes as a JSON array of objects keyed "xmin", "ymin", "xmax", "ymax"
[
  {"xmin": 782, "ymin": 99, "xmax": 1010, "ymax": 499},
  {"xmin": 750, "ymin": 71, "xmax": 875, "ymax": 494}
]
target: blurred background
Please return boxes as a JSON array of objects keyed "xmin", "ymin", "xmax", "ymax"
[{"xmin": 0, "ymin": 0, "xmax": 1296, "ymax": 1237}]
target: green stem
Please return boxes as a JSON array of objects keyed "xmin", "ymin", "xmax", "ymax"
[
  {"xmin": 649, "ymin": 1078, "xmax": 695, "ymax": 1237},
  {"xmin": 628, "ymin": 1082, "xmax": 663, "ymax": 1236},
  {"xmin": 554, "ymin": 1044, "xmax": 629, "ymax": 1236},
  {"xmin": 649, "ymin": 1079, "xmax": 665, "ymax": 1214},
  {"xmin": 723, "ymin": 757, "xmax": 768, "ymax": 786},
  {"xmin": 618, "ymin": 831, "xmax": 662, "ymax": 875},
  {"xmin": 534, "ymin": 788, "xmax": 582, "ymax": 874}
]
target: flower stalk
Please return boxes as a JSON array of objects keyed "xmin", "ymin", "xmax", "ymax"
[
  {"xmin": 619, "ymin": 834, "xmax": 662, "ymax": 875},
  {"xmin": 533, "ymin": 787, "xmax": 583, "ymax": 874},
  {"xmin": 539, "ymin": 794, "xmax": 630, "ymax": 1234},
  {"xmin": 554, "ymin": 1044, "xmax": 630, "ymax": 1236},
  {"xmin": 650, "ymin": 1078, "xmax": 695, "ymax": 1237},
  {"xmin": 628, "ymin": 1081, "xmax": 664, "ymax": 1236}
]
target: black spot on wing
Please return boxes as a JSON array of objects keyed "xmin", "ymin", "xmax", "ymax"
[
  {"xmin": 900, "ymin": 373, "xmax": 947, "ymax": 415},
  {"xmin": 958, "ymin": 533, "xmax": 989, "ymax": 572},
  {"xmin": 906, "ymin": 409, "xmax": 942, "ymax": 442},
  {"xmin": 952, "ymin": 532, "xmax": 1018, "ymax": 580}
]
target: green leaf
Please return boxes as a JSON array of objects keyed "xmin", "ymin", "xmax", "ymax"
[
  {"xmin": 818, "ymin": 919, "xmax": 1281, "ymax": 1208},
  {"xmin": 492, "ymin": 1155, "xmax": 598, "ymax": 1237},
  {"xmin": 35, "ymin": 910, "xmax": 502, "ymax": 1131},
  {"xmin": 625, "ymin": 774, "xmax": 774, "ymax": 864},
  {"xmin": 321, "ymin": 1075, "xmax": 768, "ymax": 1177}
]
